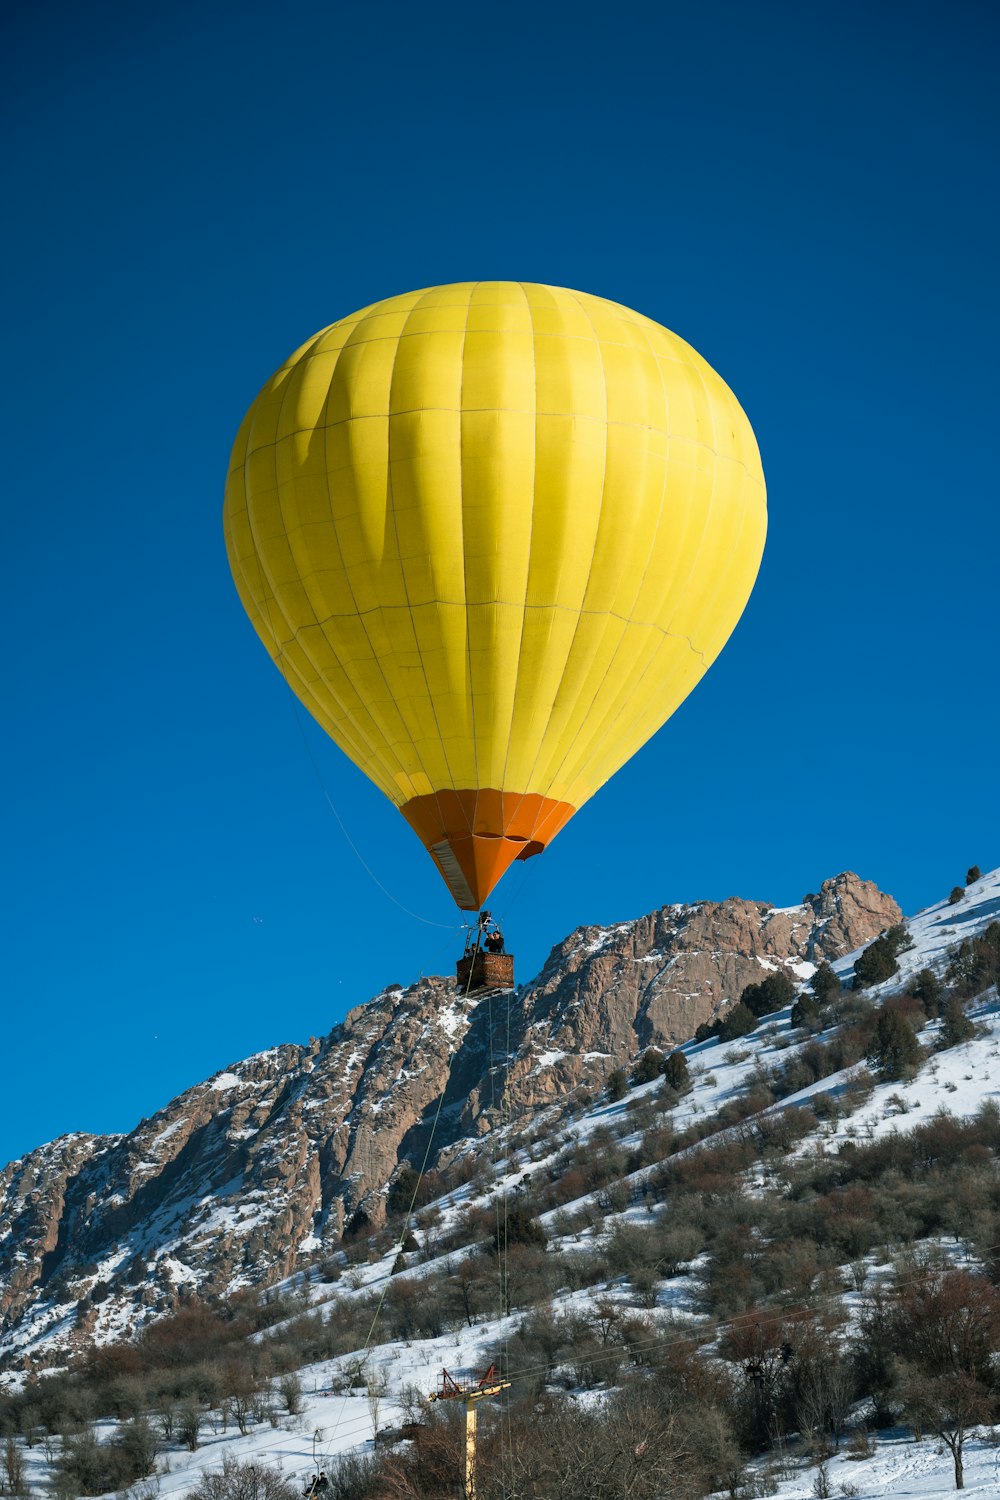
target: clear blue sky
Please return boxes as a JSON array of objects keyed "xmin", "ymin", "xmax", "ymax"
[{"xmin": 3, "ymin": 1, "xmax": 997, "ymax": 1168}]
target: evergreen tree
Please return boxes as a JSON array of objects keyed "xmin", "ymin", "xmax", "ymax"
[
  {"xmin": 740, "ymin": 971, "xmax": 796, "ymax": 1018},
  {"xmin": 949, "ymin": 886, "xmax": 965, "ymax": 905},
  {"xmin": 661, "ymin": 1051, "xmax": 691, "ymax": 1095},
  {"xmin": 810, "ymin": 961, "xmax": 841, "ymax": 1004},
  {"xmin": 854, "ymin": 934, "xmax": 901, "ymax": 989},
  {"xmin": 719, "ymin": 1002, "xmax": 755, "ymax": 1041},
  {"xmin": 911, "ymin": 967, "xmax": 943, "ymax": 1018},
  {"xmin": 868, "ymin": 1007, "xmax": 922, "ymax": 1080},
  {"xmin": 966, "ymin": 865, "xmax": 981, "ymax": 885},
  {"xmin": 940, "ymin": 997, "xmax": 975, "ymax": 1048},
  {"xmin": 790, "ymin": 993, "xmax": 820, "ymax": 1029},
  {"xmin": 388, "ymin": 1166, "xmax": 419, "ymax": 1216},
  {"xmin": 947, "ymin": 922, "xmax": 1000, "ymax": 998},
  {"xmin": 633, "ymin": 1049, "xmax": 662, "ymax": 1085},
  {"xmin": 496, "ymin": 1207, "xmax": 548, "ymax": 1251},
  {"xmin": 886, "ymin": 923, "xmax": 913, "ymax": 953},
  {"xmin": 606, "ymin": 1068, "xmax": 628, "ymax": 1102}
]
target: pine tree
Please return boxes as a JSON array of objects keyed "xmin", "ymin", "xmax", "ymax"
[
  {"xmin": 661, "ymin": 1051, "xmax": 691, "ymax": 1095},
  {"xmin": 719, "ymin": 1001, "xmax": 755, "ymax": 1041},
  {"xmin": 634, "ymin": 1048, "xmax": 662, "ymax": 1084},
  {"xmin": 741, "ymin": 971, "xmax": 796, "ymax": 1018},
  {"xmin": 388, "ymin": 1165, "xmax": 419, "ymax": 1216},
  {"xmin": 606, "ymin": 1068, "xmax": 628, "ymax": 1102},
  {"xmin": 911, "ymin": 968, "xmax": 942, "ymax": 1018},
  {"xmin": 854, "ymin": 935, "xmax": 901, "ymax": 989},
  {"xmin": 868, "ymin": 1008, "xmax": 922, "ymax": 1080},
  {"xmin": 810, "ymin": 961, "xmax": 841, "ymax": 1005},
  {"xmin": 497, "ymin": 1207, "xmax": 547, "ymax": 1250},
  {"xmin": 790, "ymin": 993, "xmax": 820, "ymax": 1029},
  {"xmin": 940, "ymin": 997, "xmax": 975, "ymax": 1048}
]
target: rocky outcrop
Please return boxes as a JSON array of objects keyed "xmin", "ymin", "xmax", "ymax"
[
  {"xmin": 478, "ymin": 872, "xmax": 901, "ymax": 1119},
  {"xmin": 0, "ymin": 1133, "xmax": 104, "ymax": 1327},
  {"xmin": 0, "ymin": 872, "xmax": 898, "ymax": 1368},
  {"xmin": 0, "ymin": 982, "xmax": 476, "ymax": 1366}
]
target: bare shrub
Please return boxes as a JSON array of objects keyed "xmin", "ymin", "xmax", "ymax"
[{"xmin": 185, "ymin": 1456, "xmax": 301, "ymax": 1500}]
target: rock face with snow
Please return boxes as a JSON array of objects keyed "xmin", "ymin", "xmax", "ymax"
[
  {"xmin": 485, "ymin": 872, "xmax": 902, "ymax": 1117},
  {"xmin": 0, "ymin": 871, "xmax": 898, "ymax": 1367},
  {"xmin": 0, "ymin": 981, "xmax": 480, "ymax": 1361}
]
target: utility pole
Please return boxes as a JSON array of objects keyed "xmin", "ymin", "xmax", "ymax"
[{"xmin": 427, "ymin": 1364, "xmax": 511, "ymax": 1500}]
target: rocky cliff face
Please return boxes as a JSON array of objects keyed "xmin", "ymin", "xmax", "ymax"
[
  {"xmin": 0, "ymin": 872, "xmax": 899, "ymax": 1368},
  {"xmin": 488, "ymin": 871, "xmax": 902, "ymax": 1118}
]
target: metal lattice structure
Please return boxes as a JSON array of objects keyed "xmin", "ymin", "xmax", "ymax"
[{"xmin": 428, "ymin": 1364, "xmax": 511, "ymax": 1499}]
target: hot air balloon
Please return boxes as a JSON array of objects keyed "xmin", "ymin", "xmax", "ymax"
[{"xmin": 224, "ymin": 282, "xmax": 766, "ymax": 914}]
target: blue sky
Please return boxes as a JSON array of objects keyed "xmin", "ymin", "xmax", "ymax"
[{"xmin": 3, "ymin": 1, "xmax": 997, "ymax": 1168}]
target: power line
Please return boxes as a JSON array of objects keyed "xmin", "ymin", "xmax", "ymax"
[{"xmin": 309, "ymin": 1219, "xmax": 1000, "ymax": 1408}]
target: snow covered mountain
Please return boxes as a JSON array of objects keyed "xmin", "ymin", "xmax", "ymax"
[
  {"xmin": 0, "ymin": 873, "xmax": 900, "ymax": 1369},
  {"xmin": 2, "ymin": 867, "xmax": 999, "ymax": 1500}
]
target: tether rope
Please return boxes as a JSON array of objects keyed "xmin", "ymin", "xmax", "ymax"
[
  {"xmin": 501, "ymin": 982, "xmax": 515, "ymax": 1493},
  {"xmin": 288, "ymin": 698, "xmax": 462, "ymax": 931},
  {"xmin": 251, "ymin": 566, "xmax": 461, "ymax": 933},
  {"xmin": 318, "ymin": 945, "xmax": 484, "ymax": 1465},
  {"xmin": 485, "ymin": 980, "xmax": 513, "ymax": 1492}
]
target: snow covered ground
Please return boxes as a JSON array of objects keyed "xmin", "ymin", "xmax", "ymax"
[
  {"xmin": 765, "ymin": 1429, "xmax": 1000, "ymax": 1499},
  {"xmin": 16, "ymin": 1381, "xmax": 1000, "ymax": 1500}
]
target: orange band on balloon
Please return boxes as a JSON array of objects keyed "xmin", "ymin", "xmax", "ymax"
[{"xmin": 399, "ymin": 790, "xmax": 576, "ymax": 910}]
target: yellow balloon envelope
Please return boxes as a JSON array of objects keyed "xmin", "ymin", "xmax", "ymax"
[{"xmin": 224, "ymin": 283, "xmax": 766, "ymax": 909}]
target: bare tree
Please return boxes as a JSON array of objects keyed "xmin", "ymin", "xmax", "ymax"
[
  {"xmin": 367, "ymin": 1372, "xmax": 389, "ymax": 1443},
  {"xmin": 3, "ymin": 1436, "xmax": 30, "ymax": 1499},
  {"xmin": 223, "ymin": 1363, "xmax": 262, "ymax": 1437},
  {"xmin": 185, "ymin": 1456, "xmax": 300, "ymax": 1500},
  {"xmin": 885, "ymin": 1267, "xmax": 1000, "ymax": 1489},
  {"xmin": 16, "ymin": 1408, "xmax": 41, "ymax": 1451},
  {"xmin": 793, "ymin": 1347, "xmax": 855, "ymax": 1452},
  {"xmin": 114, "ymin": 1417, "xmax": 158, "ymax": 1480},
  {"xmin": 177, "ymin": 1400, "xmax": 202, "ymax": 1452},
  {"xmin": 279, "ymin": 1374, "xmax": 304, "ymax": 1417},
  {"xmin": 446, "ymin": 1256, "xmax": 492, "ymax": 1328},
  {"xmin": 590, "ymin": 1298, "xmax": 623, "ymax": 1345},
  {"xmin": 155, "ymin": 1398, "xmax": 177, "ymax": 1443},
  {"xmin": 900, "ymin": 1370, "xmax": 992, "ymax": 1490}
]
